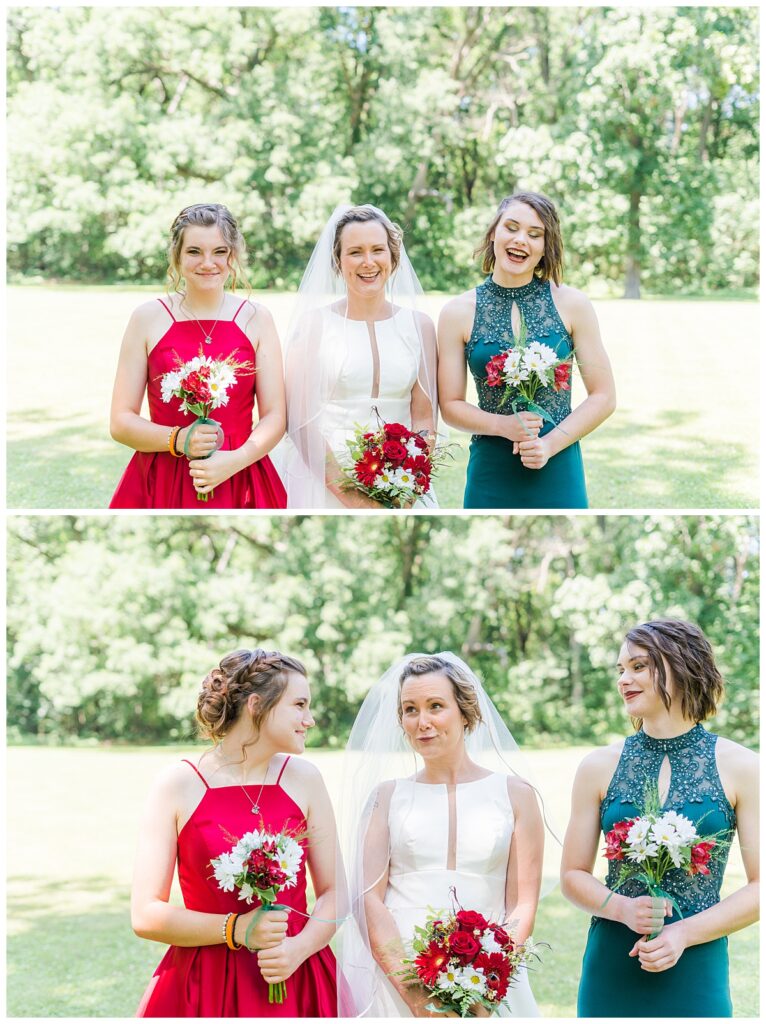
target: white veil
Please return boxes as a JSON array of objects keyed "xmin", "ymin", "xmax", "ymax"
[
  {"xmin": 280, "ymin": 204, "xmax": 439, "ymax": 509},
  {"xmin": 335, "ymin": 651, "xmax": 561, "ymax": 1017}
]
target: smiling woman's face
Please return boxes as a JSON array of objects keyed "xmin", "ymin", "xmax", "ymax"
[
  {"xmin": 338, "ymin": 220, "xmax": 393, "ymax": 298},
  {"xmin": 616, "ymin": 642, "xmax": 675, "ymax": 719}
]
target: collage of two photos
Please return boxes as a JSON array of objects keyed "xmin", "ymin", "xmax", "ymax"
[{"xmin": 6, "ymin": 4, "xmax": 760, "ymax": 1022}]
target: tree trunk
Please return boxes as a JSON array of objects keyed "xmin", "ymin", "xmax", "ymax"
[{"xmin": 623, "ymin": 190, "xmax": 642, "ymax": 298}]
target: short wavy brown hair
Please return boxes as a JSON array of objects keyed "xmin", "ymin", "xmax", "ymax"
[
  {"xmin": 624, "ymin": 620, "xmax": 724, "ymax": 724},
  {"xmin": 397, "ymin": 655, "xmax": 483, "ymax": 732},
  {"xmin": 168, "ymin": 202, "xmax": 250, "ymax": 292},
  {"xmin": 475, "ymin": 191, "xmax": 564, "ymax": 284},
  {"xmin": 331, "ymin": 205, "xmax": 402, "ymax": 274}
]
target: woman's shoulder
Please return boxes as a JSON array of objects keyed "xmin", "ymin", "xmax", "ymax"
[
  {"xmin": 714, "ymin": 734, "xmax": 759, "ymax": 770},
  {"xmin": 576, "ymin": 740, "xmax": 625, "ymax": 782},
  {"xmin": 549, "ymin": 281, "xmax": 592, "ymax": 314}
]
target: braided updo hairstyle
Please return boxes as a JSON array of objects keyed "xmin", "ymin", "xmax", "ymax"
[{"xmin": 196, "ymin": 649, "xmax": 307, "ymax": 758}]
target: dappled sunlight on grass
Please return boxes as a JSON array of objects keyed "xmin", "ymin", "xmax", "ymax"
[
  {"xmin": 7, "ymin": 746, "xmax": 758, "ymax": 1016},
  {"xmin": 7, "ymin": 287, "xmax": 758, "ymax": 508}
]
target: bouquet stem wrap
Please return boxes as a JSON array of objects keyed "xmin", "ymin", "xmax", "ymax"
[{"xmin": 245, "ymin": 902, "xmax": 290, "ymax": 1004}]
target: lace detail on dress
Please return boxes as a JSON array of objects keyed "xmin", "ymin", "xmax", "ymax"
[
  {"xmin": 465, "ymin": 276, "xmax": 573, "ymax": 438},
  {"xmin": 599, "ymin": 724, "xmax": 736, "ymax": 916}
]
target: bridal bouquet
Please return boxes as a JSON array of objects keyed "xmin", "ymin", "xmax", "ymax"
[
  {"xmin": 484, "ymin": 309, "xmax": 572, "ymax": 425},
  {"xmin": 159, "ymin": 349, "xmax": 253, "ymax": 500},
  {"xmin": 340, "ymin": 420, "xmax": 444, "ymax": 509},
  {"xmin": 211, "ymin": 825, "xmax": 305, "ymax": 1003},
  {"xmin": 398, "ymin": 896, "xmax": 544, "ymax": 1016},
  {"xmin": 602, "ymin": 792, "xmax": 728, "ymax": 938}
]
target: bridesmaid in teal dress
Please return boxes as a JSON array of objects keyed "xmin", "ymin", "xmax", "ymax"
[
  {"xmin": 561, "ymin": 620, "xmax": 759, "ymax": 1017},
  {"xmin": 438, "ymin": 192, "xmax": 615, "ymax": 509}
]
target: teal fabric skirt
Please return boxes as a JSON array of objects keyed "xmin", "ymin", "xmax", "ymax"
[
  {"xmin": 463, "ymin": 431, "xmax": 588, "ymax": 509},
  {"xmin": 577, "ymin": 918, "xmax": 732, "ymax": 1017}
]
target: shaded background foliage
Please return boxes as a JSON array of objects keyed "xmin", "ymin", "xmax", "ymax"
[
  {"xmin": 7, "ymin": 6, "xmax": 759, "ymax": 296},
  {"xmin": 7, "ymin": 515, "xmax": 758, "ymax": 747}
]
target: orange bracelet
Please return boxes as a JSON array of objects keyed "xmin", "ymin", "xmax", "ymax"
[
  {"xmin": 168, "ymin": 425, "xmax": 183, "ymax": 458},
  {"xmin": 225, "ymin": 912, "xmax": 241, "ymax": 950}
]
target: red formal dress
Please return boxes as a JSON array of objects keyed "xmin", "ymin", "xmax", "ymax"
[
  {"xmin": 110, "ymin": 299, "xmax": 287, "ymax": 508},
  {"xmin": 137, "ymin": 756, "xmax": 343, "ymax": 1017}
]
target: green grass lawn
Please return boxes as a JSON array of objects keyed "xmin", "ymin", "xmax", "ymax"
[
  {"xmin": 7, "ymin": 286, "xmax": 759, "ymax": 509},
  {"xmin": 7, "ymin": 746, "xmax": 758, "ymax": 1017}
]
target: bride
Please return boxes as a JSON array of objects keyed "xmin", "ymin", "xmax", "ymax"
[
  {"xmin": 337, "ymin": 653, "xmax": 547, "ymax": 1017},
  {"xmin": 282, "ymin": 205, "xmax": 438, "ymax": 509}
]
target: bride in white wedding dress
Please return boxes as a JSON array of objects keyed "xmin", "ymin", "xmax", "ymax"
[
  {"xmin": 338, "ymin": 654, "xmax": 546, "ymax": 1017},
  {"xmin": 282, "ymin": 205, "xmax": 438, "ymax": 509}
]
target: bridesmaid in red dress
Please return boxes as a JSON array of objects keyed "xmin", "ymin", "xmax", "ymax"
[
  {"xmin": 109, "ymin": 203, "xmax": 287, "ymax": 507},
  {"xmin": 131, "ymin": 649, "xmax": 349, "ymax": 1017}
]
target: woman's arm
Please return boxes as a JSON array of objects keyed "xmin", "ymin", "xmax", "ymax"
[
  {"xmin": 410, "ymin": 314, "xmax": 437, "ymax": 437},
  {"xmin": 560, "ymin": 749, "xmax": 671, "ymax": 935},
  {"xmin": 188, "ymin": 304, "xmax": 287, "ymax": 496},
  {"xmin": 109, "ymin": 302, "xmax": 226, "ymax": 460},
  {"xmin": 517, "ymin": 288, "xmax": 616, "ymax": 469},
  {"xmin": 130, "ymin": 765, "xmax": 287, "ymax": 949},
  {"xmin": 629, "ymin": 745, "xmax": 760, "ymax": 973},
  {"xmin": 505, "ymin": 778, "xmax": 544, "ymax": 942},
  {"xmin": 256, "ymin": 761, "xmax": 341, "ymax": 985},
  {"xmin": 437, "ymin": 295, "xmax": 542, "ymax": 443}
]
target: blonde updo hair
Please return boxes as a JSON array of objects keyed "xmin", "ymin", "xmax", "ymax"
[
  {"xmin": 397, "ymin": 655, "xmax": 483, "ymax": 732},
  {"xmin": 167, "ymin": 203, "xmax": 250, "ymax": 292},
  {"xmin": 196, "ymin": 649, "xmax": 306, "ymax": 751},
  {"xmin": 331, "ymin": 205, "xmax": 403, "ymax": 274}
]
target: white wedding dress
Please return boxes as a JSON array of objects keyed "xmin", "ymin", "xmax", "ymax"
[
  {"xmin": 368, "ymin": 773, "xmax": 539, "ymax": 1017},
  {"xmin": 317, "ymin": 307, "xmax": 438, "ymax": 508}
]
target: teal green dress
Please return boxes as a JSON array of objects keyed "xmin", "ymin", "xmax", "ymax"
[
  {"xmin": 578, "ymin": 724, "xmax": 736, "ymax": 1017},
  {"xmin": 464, "ymin": 275, "xmax": 587, "ymax": 509}
]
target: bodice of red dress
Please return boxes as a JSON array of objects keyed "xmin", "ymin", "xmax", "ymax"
[
  {"xmin": 136, "ymin": 759, "xmax": 342, "ymax": 1018},
  {"xmin": 110, "ymin": 300, "xmax": 287, "ymax": 509}
]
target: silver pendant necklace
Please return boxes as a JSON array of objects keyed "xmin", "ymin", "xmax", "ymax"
[
  {"xmin": 181, "ymin": 293, "xmax": 226, "ymax": 345},
  {"xmin": 239, "ymin": 761, "xmax": 270, "ymax": 815}
]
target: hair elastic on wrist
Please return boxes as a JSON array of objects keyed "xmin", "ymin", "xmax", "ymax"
[{"xmin": 168, "ymin": 425, "xmax": 183, "ymax": 457}]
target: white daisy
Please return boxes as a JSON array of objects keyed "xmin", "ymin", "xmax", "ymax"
[
  {"xmin": 627, "ymin": 838, "xmax": 660, "ymax": 863},
  {"xmin": 479, "ymin": 931, "xmax": 504, "ymax": 955},
  {"xmin": 457, "ymin": 966, "xmax": 487, "ymax": 995},
  {"xmin": 656, "ymin": 811, "xmax": 697, "ymax": 844},
  {"xmin": 627, "ymin": 818, "xmax": 651, "ymax": 844}
]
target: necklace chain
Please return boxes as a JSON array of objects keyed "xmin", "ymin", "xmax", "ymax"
[
  {"xmin": 239, "ymin": 760, "xmax": 271, "ymax": 815},
  {"xmin": 180, "ymin": 292, "xmax": 226, "ymax": 345}
]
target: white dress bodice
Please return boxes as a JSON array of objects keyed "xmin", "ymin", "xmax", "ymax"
[
  {"xmin": 318, "ymin": 308, "xmax": 437, "ymax": 508},
  {"xmin": 369, "ymin": 773, "xmax": 539, "ymax": 1017}
]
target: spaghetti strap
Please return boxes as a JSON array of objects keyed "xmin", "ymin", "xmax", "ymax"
[
  {"xmin": 232, "ymin": 299, "xmax": 249, "ymax": 321},
  {"xmin": 181, "ymin": 758, "xmax": 209, "ymax": 788},
  {"xmin": 157, "ymin": 297, "xmax": 176, "ymax": 321},
  {"xmin": 275, "ymin": 755, "xmax": 291, "ymax": 785}
]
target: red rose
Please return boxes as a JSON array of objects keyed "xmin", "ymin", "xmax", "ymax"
[
  {"xmin": 456, "ymin": 909, "xmax": 489, "ymax": 933},
  {"xmin": 413, "ymin": 941, "xmax": 451, "ymax": 986},
  {"xmin": 413, "ymin": 434, "xmax": 428, "ymax": 452},
  {"xmin": 384, "ymin": 422, "xmax": 409, "ymax": 439},
  {"xmin": 689, "ymin": 840, "xmax": 716, "ymax": 876},
  {"xmin": 553, "ymin": 363, "xmax": 571, "ymax": 392},
  {"xmin": 489, "ymin": 925, "xmax": 513, "ymax": 951},
  {"xmin": 382, "ymin": 440, "xmax": 408, "ymax": 463},
  {"xmin": 448, "ymin": 929, "xmax": 481, "ymax": 963},
  {"xmin": 355, "ymin": 448, "xmax": 384, "ymax": 487},
  {"xmin": 474, "ymin": 952, "xmax": 512, "ymax": 1000},
  {"xmin": 485, "ymin": 352, "xmax": 508, "ymax": 387}
]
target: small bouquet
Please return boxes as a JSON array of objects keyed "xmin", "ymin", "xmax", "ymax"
[
  {"xmin": 484, "ymin": 309, "xmax": 572, "ymax": 427},
  {"xmin": 211, "ymin": 825, "xmax": 305, "ymax": 1004},
  {"xmin": 340, "ymin": 419, "xmax": 446, "ymax": 509},
  {"xmin": 397, "ymin": 892, "xmax": 544, "ymax": 1017},
  {"xmin": 602, "ymin": 788, "xmax": 729, "ymax": 938},
  {"xmin": 159, "ymin": 348, "xmax": 253, "ymax": 501}
]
